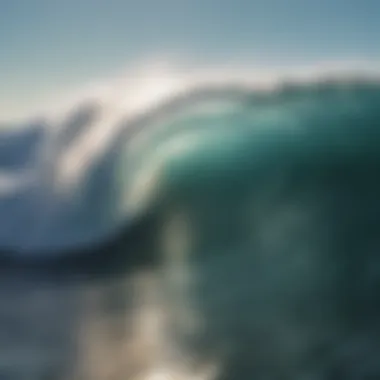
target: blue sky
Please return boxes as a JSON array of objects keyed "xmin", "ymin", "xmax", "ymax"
[{"xmin": 1, "ymin": 0, "xmax": 380, "ymax": 120}]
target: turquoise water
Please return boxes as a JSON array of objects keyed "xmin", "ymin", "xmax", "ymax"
[
  {"xmin": 122, "ymin": 82, "xmax": 380, "ymax": 222},
  {"xmin": 1, "ymin": 80, "xmax": 380, "ymax": 379},
  {"xmin": 118, "ymin": 82, "xmax": 380, "ymax": 379}
]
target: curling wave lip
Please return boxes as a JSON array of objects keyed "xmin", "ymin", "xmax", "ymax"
[{"xmin": 0, "ymin": 61, "xmax": 379, "ymax": 258}]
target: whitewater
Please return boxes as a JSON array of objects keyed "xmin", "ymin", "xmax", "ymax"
[{"xmin": 1, "ymin": 60, "xmax": 380, "ymax": 256}]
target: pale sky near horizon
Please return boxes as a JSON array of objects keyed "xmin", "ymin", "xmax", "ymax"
[{"xmin": 1, "ymin": 0, "xmax": 380, "ymax": 121}]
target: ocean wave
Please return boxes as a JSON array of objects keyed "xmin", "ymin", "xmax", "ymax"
[{"xmin": 1, "ymin": 62, "xmax": 380, "ymax": 257}]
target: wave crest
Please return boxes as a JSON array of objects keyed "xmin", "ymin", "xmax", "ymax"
[{"xmin": 1, "ymin": 62, "xmax": 380, "ymax": 256}]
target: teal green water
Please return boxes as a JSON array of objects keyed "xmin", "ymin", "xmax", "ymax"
[
  {"xmin": 120, "ymin": 83, "xmax": 380, "ymax": 225},
  {"xmin": 2, "ymin": 82, "xmax": 380, "ymax": 380}
]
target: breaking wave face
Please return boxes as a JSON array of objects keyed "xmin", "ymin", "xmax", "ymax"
[
  {"xmin": 2, "ymin": 63, "xmax": 380, "ymax": 380},
  {"xmin": 0, "ymin": 61, "xmax": 379, "ymax": 256}
]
